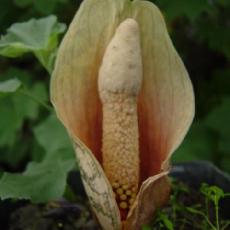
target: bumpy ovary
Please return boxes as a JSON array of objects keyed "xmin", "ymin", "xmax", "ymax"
[{"xmin": 98, "ymin": 18, "xmax": 143, "ymax": 210}]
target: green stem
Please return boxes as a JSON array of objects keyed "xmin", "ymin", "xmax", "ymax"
[
  {"xmin": 205, "ymin": 198, "xmax": 209, "ymax": 218},
  {"xmin": 214, "ymin": 197, "xmax": 220, "ymax": 230},
  {"xmin": 19, "ymin": 88, "xmax": 53, "ymax": 112},
  {"xmin": 222, "ymin": 221, "xmax": 230, "ymax": 230},
  {"xmin": 186, "ymin": 207, "xmax": 216, "ymax": 230}
]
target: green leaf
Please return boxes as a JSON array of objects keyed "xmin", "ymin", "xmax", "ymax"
[
  {"xmin": 173, "ymin": 122, "xmax": 216, "ymax": 163},
  {"xmin": 34, "ymin": 0, "xmax": 58, "ymax": 14},
  {"xmin": 14, "ymin": 82, "xmax": 48, "ymax": 120},
  {"xmin": 0, "ymin": 158, "xmax": 74, "ymax": 202},
  {"xmin": 205, "ymin": 97, "xmax": 230, "ymax": 163},
  {"xmin": 0, "ymin": 69, "xmax": 48, "ymax": 147},
  {"xmin": 156, "ymin": 0, "xmax": 211, "ymax": 21},
  {"xmin": 14, "ymin": 0, "xmax": 32, "ymax": 7},
  {"xmin": 141, "ymin": 225, "xmax": 152, "ymax": 230},
  {"xmin": 186, "ymin": 207, "xmax": 202, "ymax": 215},
  {"xmin": 198, "ymin": 22, "xmax": 230, "ymax": 59},
  {"xmin": 58, "ymin": 0, "xmax": 68, "ymax": 3},
  {"xmin": 0, "ymin": 114, "xmax": 76, "ymax": 202},
  {"xmin": 159, "ymin": 213, "xmax": 174, "ymax": 230},
  {"xmin": 0, "ymin": 79, "xmax": 21, "ymax": 94},
  {"xmin": 211, "ymin": 70, "xmax": 230, "ymax": 96},
  {"xmin": 0, "ymin": 82, "xmax": 48, "ymax": 146},
  {"xmin": 205, "ymin": 97, "xmax": 230, "ymax": 138},
  {"xmin": 0, "ymin": 98, "xmax": 22, "ymax": 147},
  {"xmin": 0, "ymin": 15, "xmax": 66, "ymax": 73},
  {"xmin": 0, "ymin": 67, "xmax": 32, "ymax": 85},
  {"xmin": 201, "ymin": 183, "xmax": 225, "ymax": 203},
  {"xmin": 34, "ymin": 113, "xmax": 75, "ymax": 160},
  {"xmin": 217, "ymin": 0, "xmax": 230, "ymax": 6},
  {"xmin": 219, "ymin": 137, "xmax": 230, "ymax": 155},
  {"xmin": 0, "ymin": 138, "xmax": 43, "ymax": 169}
]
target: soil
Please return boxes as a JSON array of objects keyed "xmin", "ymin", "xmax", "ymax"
[
  {"xmin": 8, "ymin": 199, "xmax": 99, "ymax": 230},
  {"xmin": 1, "ymin": 178, "xmax": 229, "ymax": 230}
]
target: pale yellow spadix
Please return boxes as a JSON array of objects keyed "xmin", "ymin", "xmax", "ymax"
[{"xmin": 98, "ymin": 18, "xmax": 142, "ymax": 210}]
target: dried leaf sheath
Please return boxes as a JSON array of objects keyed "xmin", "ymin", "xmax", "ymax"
[{"xmin": 73, "ymin": 139, "xmax": 121, "ymax": 230}]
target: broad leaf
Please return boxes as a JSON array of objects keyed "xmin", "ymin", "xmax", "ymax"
[
  {"xmin": 0, "ymin": 99, "xmax": 22, "ymax": 147},
  {"xmin": 172, "ymin": 122, "xmax": 216, "ymax": 163},
  {"xmin": 155, "ymin": 0, "xmax": 211, "ymax": 21},
  {"xmin": 0, "ymin": 15, "xmax": 66, "ymax": 73},
  {"xmin": 14, "ymin": 0, "xmax": 32, "ymax": 7},
  {"xmin": 0, "ymin": 114, "xmax": 76, "ymax": 202},
  {"xmin": 13, "ymin": 82, "xmax": 48, "ymax": 121},
  {"xmin": 217, "ymin": 0, "xmax": 230, "ymax": 6},
  {"xmin": 205, "ymin": 97, "xmax": 230, "ymax": 142},
  {"xmin": 34, "ymin": 114, "xmax": 74, "ymax": 158},
  {"xmin": 197, "ymin": 22, "xmax": 230, "ymax": 60},
  {"xmin": 0, "ymin": 69, "xmax": 48, "ymax": 147},
  {"xmin": 205, "ymin": 97, "xmax": 230, "ymax": 172},
  {"xmin": 0, "ymin": 79, "xmax": 21, "ymax": 94},
  {"xmin": 34, "ymin": 0, "xmax": 57, "ymax": 14},
  {"xmin": 0, "ymin": 158, "xmax": 74, "ymax": 202}
]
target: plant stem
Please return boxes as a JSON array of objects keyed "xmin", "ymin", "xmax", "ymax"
[
  {"xmin": 186, "ymin": 207, "xmax": 216, "ymax": 230},
  {"xmin": 222, "ymin": 221, "xmax": 230, "ymax": 230},
  {"xmin": 214, "ymin": 196, "xmax": 220, "ymax": 230}
]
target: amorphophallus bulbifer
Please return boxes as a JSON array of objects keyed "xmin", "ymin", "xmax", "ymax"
[{"xmin": 50, "ymin": 0, "xmax": 195, "ymax": 229}]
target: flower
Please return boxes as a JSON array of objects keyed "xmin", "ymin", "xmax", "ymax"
[{"xmin": 50, "ymin": 0, "xmax": 195, "ymax": 229}]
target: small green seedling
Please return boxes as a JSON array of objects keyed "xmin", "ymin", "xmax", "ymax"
[
  {"xmin": 147, "ymin": 180, "xmax": 230, "ymax": 230},
  {"xmin": 186, "ymin": 183, "xmax": 230, "ymax": 230}
]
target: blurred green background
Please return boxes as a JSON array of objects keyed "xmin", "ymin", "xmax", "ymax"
[{"xmin": 0, "ymin": 0, "xmax": 229, "ymax": 201}]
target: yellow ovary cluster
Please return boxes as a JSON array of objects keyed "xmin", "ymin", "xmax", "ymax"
[{"xmin": 112, "ymin": 181, "xmax": 137, "ymax": 210}]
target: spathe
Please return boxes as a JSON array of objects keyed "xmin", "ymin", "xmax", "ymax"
[{"xmin": 51, "ymin": 0, "xmax": 195, "ymax": 229}]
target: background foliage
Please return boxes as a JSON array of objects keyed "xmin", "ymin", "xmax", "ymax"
[{"xmin": 0, "ymin": 0, "xmax": 229, "ymax": 202}]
